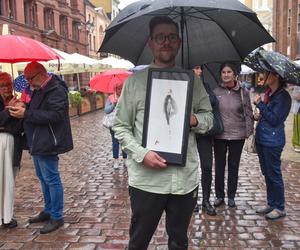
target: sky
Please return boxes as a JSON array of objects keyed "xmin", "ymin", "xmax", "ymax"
[{"xmin": 118, "ymin": 0, "xmax": 139, "ymax": 10}]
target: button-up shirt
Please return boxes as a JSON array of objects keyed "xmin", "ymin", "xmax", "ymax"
[{"xmin": 113, "ymin": 65, "xmax": 213, "ymax": 195}]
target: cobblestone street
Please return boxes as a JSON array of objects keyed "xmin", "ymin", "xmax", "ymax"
[{"xmin": 0, "ymin": 110, "xmax": 300, "ymax": 249}]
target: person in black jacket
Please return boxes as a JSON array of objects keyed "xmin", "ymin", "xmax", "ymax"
[
  {"xmin": 10, "ymin": 62, "xmax": 73, "ymax": 234},
  {"xmin": 0, "ymin": 72, "xmax": 23, "ymax": 229}
]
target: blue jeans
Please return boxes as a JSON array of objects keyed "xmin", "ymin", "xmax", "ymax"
[
  {"xmin": 110, "ymin": 129, "xmax": 127, "ymax": 159},
  {"xmin": 256, "ymin": 143, "xmax": 285, "ymax": 211},
  {"xmin": 32, "ymin": 155, "xmax": 64, "ymax": 220}
]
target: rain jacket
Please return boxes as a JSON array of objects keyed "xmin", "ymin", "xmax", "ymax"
[
  {"xmin": 23, "ymin": 75, "xmax": 73, "ymax": 155},
  {"xmin": 213, "ymin": 81, "xmax": 254, "ymax": 140},
  {"xmin": 255, "ymin": 87, "xmax": 291, "ymax": 147}
]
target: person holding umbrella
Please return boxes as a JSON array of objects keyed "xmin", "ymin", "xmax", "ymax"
[
  {"xmin": 244, "ymin": 48, "xmax": 298, "ymax": 220},
  {"xmin": 0, "ymin": 72, "xmax": 23, "ymax": 229},
  {"xmin": 113, "ymin": 16, "xmax": 213, "ymax": 250},
  {"xmin": 104, "ymin": 81, "xmax": 127, "ymax": 169}
]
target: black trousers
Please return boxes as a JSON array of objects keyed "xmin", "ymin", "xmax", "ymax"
[
  {"xmin": 128, "ymin": 186, "xmax": 198, "ymax": 250},
  {"xmin": 196, "ymin": 134, "xmax": 213, "ymax": 202},
  {"xmin": 214, "ymin": 139, "xmax": 245, "ymax": 199}
]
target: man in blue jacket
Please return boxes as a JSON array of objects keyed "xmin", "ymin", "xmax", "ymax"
[{"xmin": 10, "ymin": 62, "xmax": 73, "ymax": 234}]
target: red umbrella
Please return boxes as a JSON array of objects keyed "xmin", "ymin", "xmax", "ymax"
[
  {"xmin": 0, "ymin": 35, "xmax": 62, "ymax": 63},
  {"xmin": 89, "ymin": 69, "xmax": 132, "ymax": 93}
]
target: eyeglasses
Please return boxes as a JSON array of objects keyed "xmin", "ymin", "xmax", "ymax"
[
  {"xmin": 26, "ymin": 71, "xmax": 41, "ymax": 81},
  {"xmin": 151, "ymin": 33, "xmax": 180, "ymax": 45}
]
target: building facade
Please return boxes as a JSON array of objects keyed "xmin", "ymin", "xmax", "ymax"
[
  {"xmin": 0, "ymin": 0, "xmax": 87, "ymax": 54},
  {"xmin": 90, "ymin": 0, "xmax": 119, "ymax": 20},
  {"xmin": 86, "ymin": 0, "xmax": 110, "ymax": 59},
  {"xmin": 273, "ymin": 0, "xmax": 300, "ymax": 60},
  {"xmin": 239, "ymin": 0, "xmax": 273, "ymax": 51}
]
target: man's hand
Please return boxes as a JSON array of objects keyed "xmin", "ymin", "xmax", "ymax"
[
  {"xmin": 143, "ymin": 151, "xmax": 167, "ymax": 169},
  {"xmin": 253, "ymin": 94, "xmax": 262, "ymax": 105},
  {"xmin": 8, "ymin": 106, "xmax": 25, "ymax": 118},
  {"xmin": 190, "ymin": 114, "xmax": 198, "ymax": 127}
]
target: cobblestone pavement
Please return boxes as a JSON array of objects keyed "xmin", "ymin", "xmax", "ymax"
[{"xmin": 0, "ymin": 110, "xmax": 300, "ymax": 250}]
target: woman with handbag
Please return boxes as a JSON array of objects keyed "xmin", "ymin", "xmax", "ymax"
[
  {"xmin": 254, "ymin": 71, "xmax": 291, "ymax": 220},
  {"xmin": 0, "ymin": 72, "xmax": 24, "ymax": 228},
  {"xmin": 213, "ymin": 63, "xmax": 254, "ymax": 208},
  {"xmin": 104, "ymin": 82, "xmax": 127, "ymax": 169}
]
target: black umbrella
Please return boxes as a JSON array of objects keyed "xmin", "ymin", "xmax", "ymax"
[
  {"xmin": 99, "ymin": 0, "xmax": 274, "ymax": 69},
  {"xmin": 244, "ymin": 47, "xmax": 300, "ymax": 85}
]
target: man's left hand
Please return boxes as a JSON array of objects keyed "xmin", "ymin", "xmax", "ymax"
[
  {"xmin": 9, "ymin": 106, "xmax": 26, "ymax": 118},
  {"xmin": 190, "ymin": 114, "xmax": 198, "ymax": 127}
]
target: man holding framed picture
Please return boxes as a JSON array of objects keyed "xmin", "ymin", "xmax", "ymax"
[{"xmin": 113, "ymin": 16, "xmax": 213, "ymax": 250}]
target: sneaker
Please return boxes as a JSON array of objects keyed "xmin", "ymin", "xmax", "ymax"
[
  {"xmin": 202, "ymin": 201, "xmax": 217, "ymax": 216},
  {"xmin": 113, "ymin": 159, "xmax": 119, "ymax": 169},
  {"xmin": 28, "ymin": 211, "xmax": 51, "ymax": 224},
  {"xmin": 214, "ymin": 198, "xmax": 225, "ymax": 207},
  {"xmin": 256, "ymin": 206, "xmax": 274, "ymax": 214},
  {"xmin": 2, "ymin": 219, "xmax": 17, "ymax": 229},
  {"xmin": 265, "ymin": 209, "xmax": 286, "ymax": 220},
  {"xmin": 40, "ymin": 218, "xmax": 64, "ymax": 234},
  {"xmin": 228, "ymin": 198, "xmax": 236, "ymax": 208},
  {"xmin": 294, "ymin": 148, "xmax": 300, "ymax": 153}
]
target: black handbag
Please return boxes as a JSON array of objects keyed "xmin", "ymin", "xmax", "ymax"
[{"xmin": 204, "ymin": 94, "xmax": 224, "ymax": 136}]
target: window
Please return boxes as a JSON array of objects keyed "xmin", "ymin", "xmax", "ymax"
[
  {"xmin": 89, "ymin": 34, "xmax": 92, "ymax": 50},
  {"xmin": 0, "ymin": 0, "xmax": 3, "ymax": 16},
  {"xmin": 8, "ymin": 0, "xmax": 16, "ymax": 19},
  {"xmin": 254, "ymin": 0, "xmax": 268, "ymax": 11},
  {"xmin": 59, "ymin": 15, "xmax": 68, "ymax": 38},
  {"xmin": 44, "ymin": 8, "xmax": 54, "ymax": 30},
  {"xmin": 288, "ymin": 9, "xmax": 291, "ymax": 36},
  {"xmin": 70, "ymin": 0, "xmax": 77, "ymax": 8},
  {"xmin": 72, "ymin": 21, "xmax": 80, "ymax": 41},
  {"xmin": 24, "ymin": 0, "xmax": 37, "ymax": 26},
  {"xmin": 93, "ymin": 35, "xmax": 96, "ymax": 51}
]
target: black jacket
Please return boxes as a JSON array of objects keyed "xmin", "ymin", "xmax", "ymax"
[
  {"xmin": 0, "ymin": 96, "xmax": 24, "ymax": 167},
  {"xmin": 24, "ymin": 75, "xmax": 73, "ymax": 155}
]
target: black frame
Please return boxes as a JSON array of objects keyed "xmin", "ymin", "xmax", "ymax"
[{"xmin": 142, "ymin": 68, "xmax": 194, "ymax": 166}]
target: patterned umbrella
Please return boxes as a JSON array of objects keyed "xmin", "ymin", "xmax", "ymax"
[
  {"xmin": 244, "ymin": 48, "xmax": 300, "ymax": 85},
  {"xmin": 13, "ymin": 74, "xmax": 28, "ymax": 92}
]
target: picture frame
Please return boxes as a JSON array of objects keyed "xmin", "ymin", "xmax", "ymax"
[{"xmin": 142, "ymin": 68, "xmax": 194, "ymax": 166}]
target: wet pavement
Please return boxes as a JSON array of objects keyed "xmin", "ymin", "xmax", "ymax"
[{"xmin": 0, "ymin": 110, "xmax": 300, "ymax": 249}]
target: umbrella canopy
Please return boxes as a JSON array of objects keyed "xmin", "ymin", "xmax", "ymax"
[
  {"xmin": 99, "ymin": 0, "xmax": 274, "ymax": 69},
  {"xmin": 0, "ymin": 35, "xmax": 62, "ymax": 63},
  {"xmin": 89, "ymin": 69, "xmax": 132, "ymax": 93},
  {"xmin": 99, "ymin": 56, "xmax": 135, "ymax": 69},
  {"xmin": 244, "ymin": 48, "xmax": 300, "ymax": 85}
]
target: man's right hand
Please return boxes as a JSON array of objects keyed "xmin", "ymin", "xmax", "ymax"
[{"xmin": 143, "ymin": 151, "xmax": 167, "ymax": 169}]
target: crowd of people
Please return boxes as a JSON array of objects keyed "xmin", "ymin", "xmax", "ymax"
[{"xmin": 0, "ymin": 14, "xmax": 299, "ymax": 250}]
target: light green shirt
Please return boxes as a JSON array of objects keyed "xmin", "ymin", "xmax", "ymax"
[{"xmin": 113, "ymin": 65, "xmax": 213, "ymax": 195}]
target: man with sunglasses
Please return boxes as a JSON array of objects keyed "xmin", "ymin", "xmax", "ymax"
[
  {"xmin": 113, "ymin": 16, "xmax": 213, "ymax": 250},
  {"xmin": 9, "ymin": 62, "xmax": 73, "ymax": 234}
]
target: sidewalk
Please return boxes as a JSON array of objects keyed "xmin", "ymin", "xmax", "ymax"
[{"xmin": 0, "ymin": 110, "xmax": 299, "ymax": 249}]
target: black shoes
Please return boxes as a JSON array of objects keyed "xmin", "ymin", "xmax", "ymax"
[
  {"xmin": 202, "ymin": 201, "xmax": 217, "ymax": 216},
  {"xmin": 228, "ymin": 198, "xmax": 236, "ymax": 208},
  {"xmin": 193, "ymin": 204, "xmax": 200, "ymax": 213},
  {"xmin": 2, "ymin": 219, "xmax": 18, "ymax": 229},
  {"xmin": 40, "ymin": 218, "xmax": 64, "ymax": 234},
  {"xmin": 214, "ymin": 198, "xmax": 225, "ymax": 207},
  {"xmin": 28, "ymin": 211, "xmax": 51, "ymax": 224}
]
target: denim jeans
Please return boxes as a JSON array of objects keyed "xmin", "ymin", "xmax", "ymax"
[
  {"xmin": 256, "ymin": 143, "xmax": 285, "ymax": 211},
  {"xmin": 32, "ymin": 155, "xmax": 64, "ymax": 220},
  {"xmin": 110, "ymin": 129, "xmax": 127, "ymax": 159}
]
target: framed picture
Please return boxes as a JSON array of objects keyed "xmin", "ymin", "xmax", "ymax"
[{"xmin": 142, "ymin": 68, "xmax": 194, "ymax": 166}]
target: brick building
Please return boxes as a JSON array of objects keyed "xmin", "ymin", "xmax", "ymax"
[
  {"xmin": 273, "ymin": 0, "xmax": 300, "ymax": 60},
  {"xmin": 0, "ymin": 0, "xmax": 87, "ymax": 55}
]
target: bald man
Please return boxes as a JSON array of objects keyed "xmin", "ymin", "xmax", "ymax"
[{"xmin": 10, "ymin": 62, "xmax": 73, "ymax": 234}]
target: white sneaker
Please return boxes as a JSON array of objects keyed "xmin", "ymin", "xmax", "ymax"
[
  {"xmin": 113, "ymin": 159, "xmax": 119, "ymax": 169},
  {"xmin": 294, "ymin": 148, "xmax": 300, "ymax": 153}
]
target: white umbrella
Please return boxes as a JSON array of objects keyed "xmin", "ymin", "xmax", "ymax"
[{"xmin": 99, "ymin": 56, "xmax": 134, "ymax": 70}]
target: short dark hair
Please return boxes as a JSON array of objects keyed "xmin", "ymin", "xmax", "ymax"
[
  {"xmin": 219, "ymin": 62, "xmax": 239, "ymax": 77},
  {"xmin": 149, "ymin": 16, "xmax": 179, "ymax": 37}
]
